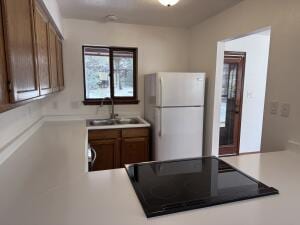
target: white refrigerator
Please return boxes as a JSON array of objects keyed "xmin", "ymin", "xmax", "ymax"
[{"xmin": 144, "ymin": 72, "xmax": 205, "ymax": 161}]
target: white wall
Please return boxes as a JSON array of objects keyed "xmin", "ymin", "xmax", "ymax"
[
  {"xmin": 42, "ymin": 0, "xmax": 63, "ymax": 34},
  {"xmin": 224, "ymin": 31, "xmax": 271, "ymax": 153},
  {"xmin": 42, "ymin": 19, "xmax": 190, "ymax": 117},
  {"xmin": 189, "ymin": 0, "xmax": 300, "ymax": 155}
]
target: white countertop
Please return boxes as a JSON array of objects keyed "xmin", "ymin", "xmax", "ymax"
[{"xmin": 0, "ymin": 120, "xmax": 299, "ymax": 225}]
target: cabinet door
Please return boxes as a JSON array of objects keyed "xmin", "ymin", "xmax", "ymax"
[
  {"xmin": 2, "ymin": 0, "xmax": 39, "ymax": 102},
  {"xmin": 56, "ymin": 38, "xmax": 64, "ymax": 90},
  {"xmin": 0, "ymin": 1, "xmax": 8, "ymax": 105},
  {"xmin": 48, "ymin": 24, "xmax": 59, "ymax": 92},
  {"xmin": 34, "ymin": 3, "xmax": 52, "ymax": 95},
  {"xmin": 90, "ymin": 139, "xmax": 119, "ymax": 171},
  {"xmin": 121, "ymin": 137, "xmax": 149, "ymax": 166}
]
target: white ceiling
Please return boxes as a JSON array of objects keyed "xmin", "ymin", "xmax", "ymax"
[{"xmin": 57, "ymin": 0, "xmax": 243, "ymax": 28}]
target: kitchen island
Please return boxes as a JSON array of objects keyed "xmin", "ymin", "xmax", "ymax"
[{"xmin": 0, "ymin": 120, "xmax": 298, "ymax": 225}]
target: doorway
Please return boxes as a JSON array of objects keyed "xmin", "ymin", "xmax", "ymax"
[
  {"xmin": 219, "ymin": 52, "xmax": 245, "ymax": 156},
  {"xmin": 217, "ymin": 28, "xmax": 271, "ymax": 157}
]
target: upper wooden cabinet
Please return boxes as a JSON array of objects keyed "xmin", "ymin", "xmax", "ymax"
[
  {"xmin": 48, "ymin": 24, "xmax": 59, "ymax": 93},
  {"xmin": 56, "ymin": 38, "xmax": 64, "ymax": 90},
  {"xmin": 1, "ymin": 0, "xmax": 39, "ymax": 102},
  {"xmin": 0, "ymin": 0, "xmax": 64, "ymax": 112},
  {"xmin": 0, "ymin": 1, "xmax": 8, "ymax": 106},
  {"xmin": 34, "ymin": 2, "xmax": 52, "ymax": 95}
]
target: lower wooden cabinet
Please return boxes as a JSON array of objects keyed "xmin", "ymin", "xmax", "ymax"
[
  {"xmin": 121, "ymin": 137, "xmax": 149, "ymax": 166},
  {"xmin": 89, "ymin": 139, "xmax": 120, "ymax": 171},
  {"xmin": 88, "ymin": 127, "xmax": 149, "ymax": 172}
]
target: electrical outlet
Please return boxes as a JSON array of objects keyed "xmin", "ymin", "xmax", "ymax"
[
  {"xmin": 270, "ymin": 102, "xmax": 279, "ymax": 115},
  {"xmin": 280, "ymin": 103, "xmax": 290, "ymax": 118}
]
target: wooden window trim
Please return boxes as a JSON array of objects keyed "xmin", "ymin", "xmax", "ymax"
[{"xmin": 82, "ymin": 45, "xmax": 139, "ymax": 105}]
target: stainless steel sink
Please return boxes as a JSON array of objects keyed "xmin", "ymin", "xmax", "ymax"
[
  {"xmin": 87, "ymin": 118, "xmax": 143, "ymax": 126},
  {"xmin": 116, "ymin": 118, "xmax": 141, "ymax": 125},
  {"xmin": 89, "ymin": 119, "xmax": 116, "ymax": 126}
]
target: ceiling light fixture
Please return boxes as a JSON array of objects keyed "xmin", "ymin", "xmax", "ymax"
[{"xmin": 158, "ymin": 0, "xmax": 180, "ymax": 7}]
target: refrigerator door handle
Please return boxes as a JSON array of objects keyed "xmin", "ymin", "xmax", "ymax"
[
  {"xmin": 159, "ymin": 77, "xmax": 163, "ymax": 136},
  {"xmin": 159, "ymin": 109, "xmax": 163, "ymax": 136},
  {"xmin": 160, "ymin": 77, "xmax": 164, "ymax": 107}
]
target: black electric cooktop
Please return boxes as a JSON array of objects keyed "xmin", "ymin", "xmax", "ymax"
[{"xmin": 125, "ymin": 157, "xmax": 279, "ymax": 218}]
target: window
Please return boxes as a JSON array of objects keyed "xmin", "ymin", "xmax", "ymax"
[{"xmin": 82, "ymin": 46, "xmax": 138, "ymax": 104}]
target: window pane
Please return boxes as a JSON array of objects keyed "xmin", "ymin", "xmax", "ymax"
[
  {"xmin": 84, "ymin": 47, "xmax": 111, "ymax": 99},
  {"xmin": 113, "ymin": 50, "xmax": 134, "ymax": 97}
]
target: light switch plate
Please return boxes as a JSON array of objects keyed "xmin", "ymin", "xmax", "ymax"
[
  {"xmin": 270, "ymin": 102, "xmax": 279, "ymax": 115},
  {"xmin": 281, "ymin": 103, "xmax": 290, "ymax": 118},
  {"xmin": 247, "ymin": 91, "xmax": 254, "ymax": 98}
]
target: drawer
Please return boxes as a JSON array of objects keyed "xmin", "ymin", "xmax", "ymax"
[
  {"xmin": 88, "ymin": 129, "xmax": 121, "ymax": 140},
  {"xmin": 122, "ymin": 128, "xmax": 149, "ymax": 138}
]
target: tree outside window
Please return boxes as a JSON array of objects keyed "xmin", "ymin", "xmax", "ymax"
[{"xmin": 82, "ymin": 46, "xmax": 138, "ymax": 105}]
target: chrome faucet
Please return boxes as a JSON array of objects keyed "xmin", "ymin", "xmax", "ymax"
[{"xmin": 101, "ymin": 97, "xmax": 118, "ymax": 119}]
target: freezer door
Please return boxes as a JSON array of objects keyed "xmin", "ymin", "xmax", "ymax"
[
  {"xmin": 154, "ymin": 107, "xmax": 204, "ymax": 161},
  {"xmin": 156, "ymin": 73, "xmax": 205, "ymax": 107}
]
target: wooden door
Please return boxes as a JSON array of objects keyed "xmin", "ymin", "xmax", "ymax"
[
  {"xmin": 56, "ymin": 38, "xmax": 64, "ymax": 90},
  {"xmin": 0, "ymin": 0, "xmax": 8, "ymax": 105},
  {"xmin": 34, "ymin": 2, "xmax": 52, "ymax": 95},
  {"xmin": 2, "ymin": 0, "xmax": 39, "ymax": 102},
  {"xmin": 121, "ymin": 137, "xmax": 149, "ymax": 166},
  {"xmin": 89, "ymin": 139, "xmax": 119, "ymax": 171},
  {"xmin": 219, "ymin": 52, "xmax": 246, "ymax": 156},
  {"xmin": 48, "ymin": 24, "xmax": 59, "ymax": 92}
]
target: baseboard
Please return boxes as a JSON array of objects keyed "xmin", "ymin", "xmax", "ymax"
[
  {"xmin": 239, "ymin": 151, "xmax": 261, "ymax": 155},
  {"xmin": 0, "ymin": 117, "xmax": 44, "ymax": 165},
  {"xmin": 0, "ymin": 114, "xmax": 93, "ymax": 165},
  {"xmin": 287, "ymin": 140, "xmax": 300, "ymax": 152},
  {"xmin": 43, "ymin": 114, "xmax": 103, "ymax": 121},
  {"xmin": 42, "ymin": 112, "xmax": 143, "ymax": 122},
  {"xmin": 0, "ymin": 114, "xmax": 127, "ymax": 165}
]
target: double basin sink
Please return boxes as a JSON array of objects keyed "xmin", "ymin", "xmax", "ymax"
[{"xmin": 87, "ymin": 117, "xmax": 143, "ymax": 127}]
